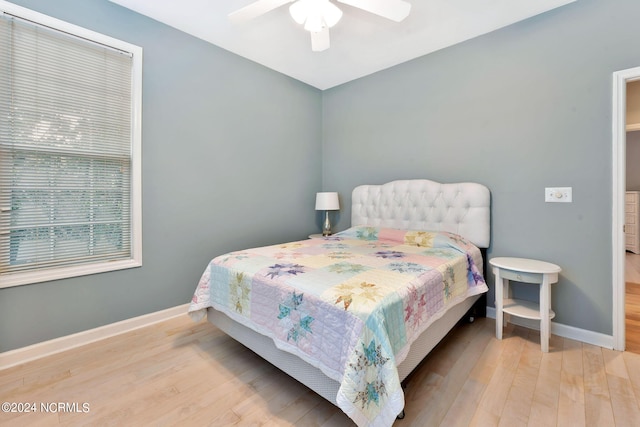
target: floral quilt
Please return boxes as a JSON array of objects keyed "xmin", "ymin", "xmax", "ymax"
[{"xmin": 188, "ymin": 226, "xmax": 487, "ymax": 427}]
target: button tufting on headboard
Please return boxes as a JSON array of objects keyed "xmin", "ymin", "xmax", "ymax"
[{"xmin": 351, "ymin": 179, "xmax": 490, "ymax": 248}]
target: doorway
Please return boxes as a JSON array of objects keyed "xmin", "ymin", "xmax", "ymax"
[
  {"xmin": 613, "ymin": 67, "xmax": 640, "ymax": 351},
  {"xmin": 624, "ymin": 81, "xmax": 640, "ymax": 352}
]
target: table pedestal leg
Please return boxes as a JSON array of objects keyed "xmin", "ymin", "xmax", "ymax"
[
  {"xmin": 540, "ymin": 277, "xmax": 550, "ymax": 352},
  {"xmin": 494, "ymin": 268, "xmax": 503, "ymax": 340}
]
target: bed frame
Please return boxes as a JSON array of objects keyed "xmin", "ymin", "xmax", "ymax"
[{"xmin": 206, "ymin": 179, "xmax": 491, "ymax": 412}]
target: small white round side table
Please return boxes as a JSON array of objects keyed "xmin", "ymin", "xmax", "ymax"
[{"xmin": 490, "ymin": 257, "xmax": 561, "ymax": 352}]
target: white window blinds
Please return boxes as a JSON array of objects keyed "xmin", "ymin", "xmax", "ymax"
[{"xmin": 0, "ymin": 7, "xmax": 142, "ymax": 286}]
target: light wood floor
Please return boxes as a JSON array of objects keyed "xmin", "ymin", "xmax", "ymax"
[{"xmin": 2, "ymin": 315, "xmax": 640, "ymax": 426}]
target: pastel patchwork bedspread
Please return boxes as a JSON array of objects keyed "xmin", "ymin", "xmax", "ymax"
[{"xmin": 189, "ymin": 226, "xmax": 487, "ymax": 427}]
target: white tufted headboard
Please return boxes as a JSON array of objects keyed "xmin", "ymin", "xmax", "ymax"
[{"xmin": 351, "ymin": 179, "xmax": 491, "ymax": 248}]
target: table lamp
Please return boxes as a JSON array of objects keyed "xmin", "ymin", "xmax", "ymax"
[{"xmin": 315, "ymin": 192, "xmax": 339, "ymax": 236}]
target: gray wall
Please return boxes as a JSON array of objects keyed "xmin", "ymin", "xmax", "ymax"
[
  {"xmin": 322, "ymin": 0, "xmax": 640, "ymax": 336},
  {"xmin": 0, "ymin": 0, "xmax": 322, "ymax": 352}
]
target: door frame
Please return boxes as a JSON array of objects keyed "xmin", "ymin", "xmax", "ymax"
[{"xmin": 613, "ymin": 66, "xmax": 640, "ymax": 351}]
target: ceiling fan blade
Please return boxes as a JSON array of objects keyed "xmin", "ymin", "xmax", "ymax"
[
  {"xmin": 337, "ymin": 0, "xmax": 411, "ymax": 22},
  {"xmin": 229, "ymin": 0, "xmax": 293, "ymax": 24},
  {"xmin": 310, "ymin": 27, "xmax": 330, "ymax": 52}
]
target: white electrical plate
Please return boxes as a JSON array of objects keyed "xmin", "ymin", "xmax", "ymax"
[{"xmin": 545, "ymin": 187, "xmax": 572, "ymax": 203}]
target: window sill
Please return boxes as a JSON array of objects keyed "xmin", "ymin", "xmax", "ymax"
[{"xmin": 0, "ymin": 258, "xmax": 142, "ymax": 289}]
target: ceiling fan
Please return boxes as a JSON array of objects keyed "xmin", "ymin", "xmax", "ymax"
[{"xmin": 229, "ymin": 0, "xmax": 412, "ymax": 52}]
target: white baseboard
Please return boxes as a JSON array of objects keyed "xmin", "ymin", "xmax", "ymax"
[
  {"xmin": 0, "ymin": 303, "xmax": 190, "ymax": 371},
  {"xmin": 486, "ymin": 307, "xmax": 614, "ymax": 349}
]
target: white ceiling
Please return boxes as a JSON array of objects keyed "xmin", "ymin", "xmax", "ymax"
[{"xmin": 109, "ymin": 0, "xmax": 576, "ymax": 90}]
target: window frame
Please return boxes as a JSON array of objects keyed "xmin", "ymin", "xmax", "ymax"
[{"xmin": 0, "ymin": 1, "xmax": 142, "ymax": 288}]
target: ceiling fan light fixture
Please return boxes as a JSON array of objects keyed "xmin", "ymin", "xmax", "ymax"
[
  {"xmin": 229, "ymin": 0, "xmax": 412, "ymax": 53},
  {"xmin": 290, "ymin": 0, "xmax": 343, "ymax": 32}
]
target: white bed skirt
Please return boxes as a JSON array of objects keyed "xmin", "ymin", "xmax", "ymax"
[{"xmin": 207, "ymin": 293, "xmax": 480, "ymax": 407}]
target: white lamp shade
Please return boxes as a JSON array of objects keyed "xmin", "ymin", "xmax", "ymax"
[{"xmin": 315, "ymin": 192, "xmax": 340, "ymax": 210}]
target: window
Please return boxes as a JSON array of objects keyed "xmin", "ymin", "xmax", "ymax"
[{"xmin": 0, "ymin": 2, "xmax": 142, "ymax": 288}]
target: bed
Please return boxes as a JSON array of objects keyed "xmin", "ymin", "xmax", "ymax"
[{"xmin": 188, "ymin": 179, "xmax": 490, "ymax": 426}]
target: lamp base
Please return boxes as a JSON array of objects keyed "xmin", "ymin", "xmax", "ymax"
[{"xmin": 322, "ymin": 210, "xmax": 332, "ymax": 236}]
